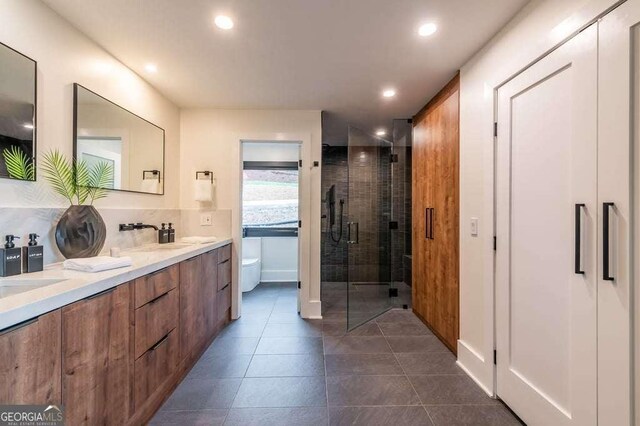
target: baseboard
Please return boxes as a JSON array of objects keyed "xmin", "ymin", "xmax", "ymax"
[
  {"xmin": 261, "ymin": 269, "xmax": 298, "ymax": 282},
  {"xmin": 301, "ymin": 299, "xmax": 321, "ymax": 319},
  {"xmin": 457, "ymin": 339, "xmax": 494, "ymax": 397}
]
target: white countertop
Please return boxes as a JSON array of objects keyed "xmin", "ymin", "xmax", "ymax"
[{"xmin": 0, "ymin": 238, "xmax": 232, "ymax": 331}]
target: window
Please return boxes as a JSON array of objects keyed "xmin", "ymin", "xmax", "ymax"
[{"xmin": 242, "ymin": 161, "xmax": 299, "ymax": 237}]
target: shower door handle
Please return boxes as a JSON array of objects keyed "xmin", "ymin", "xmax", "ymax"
[{"xmin": 347, "ymin": 222, "xmax": 359, "ymax": 244}]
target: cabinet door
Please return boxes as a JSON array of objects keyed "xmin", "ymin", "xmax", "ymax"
[
  {"xmin": 180, "ymin": 255, "xmax": 205, "ymax": 358},
  {"xmin": 62, "ymin": 284, "xmax": 132, "ymax": 425},
  {"xmin": 0, "ymin": 310, "xmax": 61, "ymax": 404},
  {"xmin": 202, "ymin": 250, "xmax": 218, "ymax": 338}
]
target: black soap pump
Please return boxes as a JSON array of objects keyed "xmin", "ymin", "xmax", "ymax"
[
  {"xmin": 168, "ymin": 222, "xmax": 175, "ymax": 243},
  {"xmin": 23, "ymin": 233, "xmax": 44, "ymax": 273},
  {"xmin": 1, "ymin": 235, "xmax": 22, "ymax": 277},
  {"xmin": 158, "ymin": 223, "xmax": 170, "ymax": 244}
]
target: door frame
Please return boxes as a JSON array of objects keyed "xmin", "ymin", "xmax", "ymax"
[{"xmin": 233, "ymin": 134, "xmax": 312, "ymax": 319}]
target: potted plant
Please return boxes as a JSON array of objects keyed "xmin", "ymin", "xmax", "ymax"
[{"xmin": 41, "ymin": 149, "xmax": 113, "ymax": 259}]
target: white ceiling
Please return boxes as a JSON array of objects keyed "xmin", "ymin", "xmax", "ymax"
[{"xmin": 42, "ymin": 0, "xmax": 528, "ymax": 143}]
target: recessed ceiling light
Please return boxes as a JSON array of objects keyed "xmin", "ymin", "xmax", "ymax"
[
  {"xmin": 376, "ymin": 129, "xmax": 386, "ymax": 137},
  {"xmin": 418, "ymin": 23, "xmax": 437, "ymax": 37},
  {"xmin": 23, "ymin": 123, "xmax": 34, "ymax": 129},
  {"xmin": 382, "ymin": 89, "xmax": 396, "ymax": 98},
  {"xmin": 144, "ymin": 63, "xmax": 158, "ymax": 73},
  {"xmin": 215, "ymin": 15, "xmax": 234, "ymax": 30}
]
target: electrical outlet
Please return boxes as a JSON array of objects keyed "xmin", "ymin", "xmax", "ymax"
[{"xmin": 200, "ymin": 213, "xmax": 212, "ymax": 226}]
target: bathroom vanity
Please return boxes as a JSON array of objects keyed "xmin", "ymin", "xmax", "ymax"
[{"xmin": 0, "ymin": 240, "xmax": 232, "ymax": 425}]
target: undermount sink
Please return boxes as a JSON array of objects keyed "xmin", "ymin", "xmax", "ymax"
[
  {"xmin": 0, "ymin": 278, "xmax": 68, "ymax": 298},
  {"xmin": 128, "ymin": 243, "xmax": 194, "ymax": 253}
]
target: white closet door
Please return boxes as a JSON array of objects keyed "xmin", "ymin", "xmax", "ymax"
[
  {"xmin": 495, "ymin": 24, "xmax": 598, "ymax": 425},
  {"xmin": 598, "ymin": 2, "xmax": 636, "ymax": 424}
]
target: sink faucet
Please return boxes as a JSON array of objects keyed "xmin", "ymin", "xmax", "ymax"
[{"xmin": 119, "ymin": 223, "xmax": 159, "ymax": 232}]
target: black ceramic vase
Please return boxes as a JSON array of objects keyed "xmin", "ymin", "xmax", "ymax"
[{"xmin": 55, "ymin": 205, "xmax": 106, "ymax": 259}]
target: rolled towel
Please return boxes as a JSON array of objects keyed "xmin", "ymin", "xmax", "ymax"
[
  {"xmin": 194, "ymin": 178, "xmax": 213, "ymax": 202},
  {"xmin": 141, "ymin": 179, "xmax": 160, "ymax": 194},
  {"xmin": 63, "ymin": 256, "xmax": 133, "ymax": 273},
  {"xmin": 181, "ymin": 236, "xmax": 218, "ymax": 244}
]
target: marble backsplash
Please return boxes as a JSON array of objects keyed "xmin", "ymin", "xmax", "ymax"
[{"xmin": 0, "ymin": 207, "xmax": 232, "ymax": 265}]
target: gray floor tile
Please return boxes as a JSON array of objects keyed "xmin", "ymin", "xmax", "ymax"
[
  {"xmin": 161, "ymin": 378, "xmax": 242, "ymax": 410},
  {"xmin": 325, "ymin": 353, "xmax": 403, "ymax": 376},
  {"xmin": 185, "ymin": 354, "xmax": 252, "ymax": 379},
  {"xmin": 378, "ymin": 322, "xmax": 433, "ymax": 336},
  {"xmin": 150, "ymin": 409, "xmax": 228, "ymax": 425},
  {"xmin": 323, "ymin": 336, "xmax": 391, "ymax": 354},
  {"xmin": 224, "ymin": 407, "xmax": 328, "ymax": 425},
  {"xmin": 385, "ymin": 336, "xmax": 450, "ymax": 353},
  {"xmin": 323, "ymin": 321, "xmax": 382, "ymax": 336},
  {"xmin": 329, "ymin": 406, "xmax": 434, "ymax": 426},
  {"xmin": 268, "ymin": 312, "xmax": 304, "ymax": 323},
  {"xmin": 245, "ymin": 354, "xmax": 325, "ymax": 377},
  {"xmin": 255, "ymin": 337, "xmax": 324, "ymax": 354},
  {"xmin": 262, "ymin": 321, "xmax": 323, "ymax": 337},
  {"xmin": 232, "ymin": 377, "xmax": 327, "ymax": 407},
  {"xmin": 396, "ymin": 352, "xmax": 463, "ymax": 375},
  {"xmin": 205, "ymin": 337, "xmax": 260, "ymax": 356},
  {"xmin": 426, "ymin": 404, "xmax": 523, "ymax": 426},
  {"xmin": 409, "ymin": 375, "xmax": 499, "ymax": 405},
  {"xmin": 219, "ymin": 320, "xmax": 267, "ymax": 337},
  {"xmin": 327, "ymin": 375, "xmax": 421, "ymax": 406},
  {"xmin": 375, "ymin": 309, "xmax": 423, "ymax": 324}
]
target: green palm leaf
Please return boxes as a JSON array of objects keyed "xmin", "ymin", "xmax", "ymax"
[
  {"xmin": 41, "ymin": 149, "xmax": 76, "ymax": 205},
  {"xmin": 74, "ymin": 159, "xmax": 91, "ymax": 205},
  {"xmin": 88, "ymin": 161, "xmax": 114, "ymax": 204},
  {"xmin": 2, "ymin": 146, "xmax": 34, "ymax": 180}
]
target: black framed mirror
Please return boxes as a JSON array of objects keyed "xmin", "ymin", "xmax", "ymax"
[
  {"xmin": 0, "ymin": 42, "xmax": 36, "ymax": 181},
  {"xmin": 73, "ymin": 83, "xmax": 165, "ymax": 195}
]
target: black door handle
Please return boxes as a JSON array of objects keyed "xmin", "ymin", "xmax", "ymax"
[
  {"xmin": 429, "ymin": 208, "xmax": 435, "ymax": 240},
  {"xmin": 603, "ymin": 202, "xmax": 615, "ymax": 281},
  {"xmin": 425, "ymin": 208, "xmax": 430, "ymax": 240},
  {"xmin": 574, "ymin": 204, "xmax": 585, "ymax": 274}
]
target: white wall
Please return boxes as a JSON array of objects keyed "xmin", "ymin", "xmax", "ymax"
[
  {"xmin": 0, "ymin": 0, "xmax": 180, "ymax": 210},
  {"xmin": 458, "ymin": 0, "xmax": 623, "ymax": 395},
  {"xmin": 260, "ymin": 237, "xmax": 298, "ymax": 282},
  {"xmin": 180, "ymin": 109, "xmax": 322, "ymax": 318}
]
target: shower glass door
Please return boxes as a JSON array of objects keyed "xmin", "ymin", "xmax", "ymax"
[{"xmin": 346, "ymin": 126, "xmax": 393, "ymax": 330}]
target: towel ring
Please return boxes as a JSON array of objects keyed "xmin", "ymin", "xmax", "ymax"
[
  {"xmin": 196, "ymin": 171, "xmax": 213, "ymax": 183},
  {"xmin": 143, "ymin": 170, "xmax": 161, "ymax": 182}
]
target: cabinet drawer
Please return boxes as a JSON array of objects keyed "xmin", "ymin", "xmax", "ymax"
[
  {"xmin": 133, "ymin": 328, "xmax": 179, "ymax": 409},
  {"xmin": 217, "ymin": 259, "xmax": 231, "ymax": 291},
  {"xmin": 218, "ymin": 244, "xmax": 231, "ymax": 263},
  {"xmin": 135, "ymin": 289, "xmax": 178, "ymax": 359},
  {"xmin": 217, "ymin": 285, "xmax": 231, "ymax": 322},
  {"xmin": 134, "ymin": 265, "xmax": 178, "ymax": 309}
]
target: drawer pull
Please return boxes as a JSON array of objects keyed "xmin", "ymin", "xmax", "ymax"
[
  {"xmin": 146, "ymin": 291, "xmax": 169, "ymax": 305},
  {"xmin": 148, "ymin": 267, "xmax": 167, "ymax": 277},
  {"xmin": 85, "ymin": 287, "xmax": 116, "ymax": 300},
  {"xmin": 150, "ymin": 332, "xmax": 170, "ymax": 351}
]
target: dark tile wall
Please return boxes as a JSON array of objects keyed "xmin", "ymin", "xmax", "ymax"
[{"xmin": 321, "ymin": 146, "xmax": 348, "ymax": 282}]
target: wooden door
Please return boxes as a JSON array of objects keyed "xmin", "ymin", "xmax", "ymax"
[
  {"xmin": 412, "ymin": 74, "xmax": 459, "ymax": 353},
  {"xmin": 202, "ymin": 249, "xmax": 218, "ymax": 338},
  {"xmin": 0, "ymin": 310, "xmax": 61, "ymax": 404},
  {"xmin": 180, "ymin": 255, "xmax": 205, "ymax": 359},
  {"xmin": 495, "ymin": 24, "xmax": 597, "ymax": 425},
  {"xmin": 62, "ymin": 284, "xmax": 132, "ymax": 425}
]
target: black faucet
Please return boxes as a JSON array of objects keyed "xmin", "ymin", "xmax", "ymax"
[{"xmin": 119, "ymin": 223, "xmax": 159, "ymax": 232}]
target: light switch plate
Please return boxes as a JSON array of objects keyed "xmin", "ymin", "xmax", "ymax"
[
  {"xmin": 470, "ymin": 217, "xmax": 479, "ymax": 237},
  {"xmin": 200, "ymin": 213, "xmax": 212, "ymax": 226}
]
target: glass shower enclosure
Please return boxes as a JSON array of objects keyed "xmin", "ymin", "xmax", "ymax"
[{"xmin": 346, "ymin": 126, "xmax": 394, "ymax": 330}]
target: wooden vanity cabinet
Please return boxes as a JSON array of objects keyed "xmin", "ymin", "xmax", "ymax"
[
  {"xmin": 0, "ymin": 309, "xmax": 61, "ymax": 404},
  {"xmin": 62, "ymin": 284, "xmax": 133, "ymax": 426}
]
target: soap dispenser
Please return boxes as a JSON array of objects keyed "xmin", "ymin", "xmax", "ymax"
[
  {"xmin": 158, "ymin": 223, "xmax": 170, "ymax": 244},
  {"xmin": 23, "ymin": 233, "xmax": 43, "ymax": 273},
  {"xmin": 1, "ymin": 235, "xmax": 22, "ymax": 277},
  {"xmin": 168, "ymin": 223, "xmax": 176, "ymax": 243}
]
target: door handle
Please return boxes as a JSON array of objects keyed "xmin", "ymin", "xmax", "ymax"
[
  {"xmin": 429, "ymin": 208, "xmax": 435, "ymax": 240},
  {"xmin": 603, "ymin": 202, "xmax": 615, "ymax": 281},
  {"xmin": 425, "ymin": 208, "xmax": 430, "ymax": 240},
  {"xmin": 353, "ymin": 222, "xmax": 359, "ymax": 244},
  {"xmin": 574, "ymin": 204, "xmax": 585, "ymax": 274},
  {"xmin": 347, "ymin": 222, "xmax": 359, "ymax": 244}
]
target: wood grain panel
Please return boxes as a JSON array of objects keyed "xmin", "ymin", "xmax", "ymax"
[
  {"xmin": 179, "ymin": 255, "xmax": 205, "ymax": 360},
  {"xmin": 412, "ymin": 73, "xmax": 460, "ymax": 354},
  {"xmin": 134, "ymin": 288, "xmax": 179, "ymax": 359},
  {"xmin": 202, "ymin": 249, "xmax": 219, "ymax": 338},
  {"xmin": 134, "ymin": 264, "xmax": 178, "ymax": 308},
  {"xmin": 0, "ymin": 310, "xmax": 62, "ymax": 404},
  {"xmin": 62, "ymin": 284, "xmax": 132, "ymax": 425},
  {"xmin": 133, "ymin": 328, "xmax": 179, "ymax": 409}
]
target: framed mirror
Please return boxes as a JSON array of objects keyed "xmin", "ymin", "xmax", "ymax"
[
  {"xmin": 0, "ymin": 42, "xmax": 36, "ymax": 181},
  {"xmin": 73, "ymin": 83, "xmax": 165, "ymax": 195}
]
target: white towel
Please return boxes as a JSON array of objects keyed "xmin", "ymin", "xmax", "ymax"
[
  {"xmin": 181, "ymin": 236, "xmax": 218, "ymax": 244},
  {"xmin": 141, "ymin": 179, "xmax": 160, "ymax": 194},
  {"xmin": 194, "ymin": 178, "xmax": 213, "ymax": 202},
  {"xmin": 63, "ymin": 256, "xmax": 133, "ymax": 273}
]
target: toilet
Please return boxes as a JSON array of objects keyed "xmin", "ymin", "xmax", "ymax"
[{"xmin": 242, "ymin": 237, "xmax": 261, "ymax": 292}]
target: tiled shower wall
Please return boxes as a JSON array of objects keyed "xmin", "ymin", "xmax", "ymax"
[{"xmin": 321, "ymin": 146, "xmax": 348, "ymax": 282}]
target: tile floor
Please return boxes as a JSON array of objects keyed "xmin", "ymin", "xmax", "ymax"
[{"xmin": 151, "ymin": 282, "xmax": 523, "ymax": 425}]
